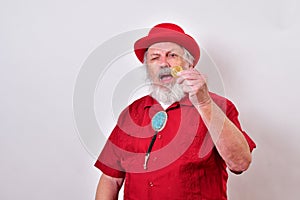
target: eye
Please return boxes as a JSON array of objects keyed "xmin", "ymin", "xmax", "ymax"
[
  {"xmin": 149, "ymin": 54, "xmax": 160, "ymax": 61},
  {"xmin": 151, "ymin": 56, "xmax": 159, "ymax": 61},
  {"xmin": 168, "ymin": 53, "xmax": 178, "ymax": 58}
]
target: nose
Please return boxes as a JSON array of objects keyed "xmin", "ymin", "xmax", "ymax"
[{"xmin": 159, "ymin": 55, "xmax": 170, "ymax": 68}]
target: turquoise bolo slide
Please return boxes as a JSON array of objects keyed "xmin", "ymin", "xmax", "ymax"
[
  {"xmin": 144, "ymin": 111, "xmax": 168, "ymax": 170},
  {"xmin": 151, "ymin": 111, "xmax": 168, "ymax": 132}
]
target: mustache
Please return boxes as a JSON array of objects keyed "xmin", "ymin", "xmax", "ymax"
[{"xmin": 158, "ymin": 67, "xmax": 172, "ymax": 79}]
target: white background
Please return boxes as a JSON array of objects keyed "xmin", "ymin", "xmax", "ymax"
[{"xmin": 1, "ymin": 0, "xmax": 300, "ymax": 199}]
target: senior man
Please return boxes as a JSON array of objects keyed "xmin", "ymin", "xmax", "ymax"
[{"xmin": 94, "ymin": 23, "xmax": 256, "ymax": 200}]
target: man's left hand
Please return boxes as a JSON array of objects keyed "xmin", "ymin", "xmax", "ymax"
[{"xmin": 176, "ymin": 68, "xmax": 212, "ymax": 106}]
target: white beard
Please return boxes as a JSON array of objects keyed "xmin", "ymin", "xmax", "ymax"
[
  {"xmin": 150, "ymin": 82, "xmax": 186, "ymax": 105},
  {"xmin": 147, "ymin": 68, "xmax": 186, "ymax": 105}
]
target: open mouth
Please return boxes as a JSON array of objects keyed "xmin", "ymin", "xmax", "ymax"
[{"xmin": 159, "ymin": 73, "xmax": 173, "ymax": 82}]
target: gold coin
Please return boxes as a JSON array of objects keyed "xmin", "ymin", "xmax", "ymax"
[{"xmin": 171, "ymin": 66, "xmax": 183, "ymax": 77}]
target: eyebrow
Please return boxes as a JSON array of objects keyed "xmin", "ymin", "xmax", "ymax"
[
  {"xmin": 149, "ymin": 48, "xmax": 181, "ymax": 56},
  {"xmin": 149, "ymin": 53, "xmax": 160, "ymax": 57}
]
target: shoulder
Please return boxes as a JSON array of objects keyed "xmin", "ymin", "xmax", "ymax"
[
  {"xmin": 209, "ymin": 92, "xmax": 236, "ymax": 113},
  {"xmin": 117, "ymin": 95, "xmax": 154, "ymax": 126},
  {"xmin": 128, "ymin": 95, "xmax": 154, "ymax": 111}
]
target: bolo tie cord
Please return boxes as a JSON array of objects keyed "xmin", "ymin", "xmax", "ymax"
[{"xmin": 143, "ymin": 131, "xmax": 158, "ymax": 170}]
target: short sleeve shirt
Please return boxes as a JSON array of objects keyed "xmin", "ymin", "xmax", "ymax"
[{"xmin": 95, "ymin": 93, "xmax": 256, "ymax": 200}]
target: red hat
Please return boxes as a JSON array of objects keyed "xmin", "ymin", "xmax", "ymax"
[{"xmin": 134, "ymin": 23, "xmax": 200, "ymax": 66}]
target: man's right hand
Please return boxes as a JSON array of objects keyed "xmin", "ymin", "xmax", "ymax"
[{"xmin": 95, "ymin": 174, "xmax": 124, "ymax": 200}]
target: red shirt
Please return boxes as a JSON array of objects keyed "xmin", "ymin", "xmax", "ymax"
[{"xmin": 95, "ymin": 93, "xmax": 256, "ymax": 200}]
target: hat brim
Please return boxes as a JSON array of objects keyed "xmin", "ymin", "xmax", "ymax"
[{"xmin": 134, "ymin": 32, "xmax": 200, "ymax": 66}]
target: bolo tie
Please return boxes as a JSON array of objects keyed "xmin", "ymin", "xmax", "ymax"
[{"xmin": 143, "ymin": 111, "xmax": 168, "ymax": 170}]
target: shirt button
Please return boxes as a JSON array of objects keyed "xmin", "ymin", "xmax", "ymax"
[
  {"xmin": 149, "ymin": 181, "xmax": 154, "ymax": 187},
  {"xmin": 158, "ymin": 134, "xmax": 162, "ymax": 139}
]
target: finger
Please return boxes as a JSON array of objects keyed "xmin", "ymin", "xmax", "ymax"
[
  {"xmin": 183, "ymin": 79, "xmax": 204, "ymax": 87},
  {"xmin": 176, "ymin": 76, "xmax": 201, "ymax": 85},
  {"xmin": 181, "ymin": 84, "xmax": 200, "ymax": 95},
  {"xmin": 178, "ymin": 71, "xmax": 204, "ymax": 81},
  {"xmin": 178, "ymin": 68, "xmax": 200, "ymax": 76},
  {"xmin": 176, "ymin": 76, "xmax": 185, "ymax": 84},
  {"xmin": 177, "ymin": 75, "xmax": 206, "ymax": 88},
  {"xmin": 177, "ymin": 70, "xmax": 199, "ymax": 76}
]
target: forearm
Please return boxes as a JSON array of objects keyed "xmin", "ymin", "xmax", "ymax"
[
  {"xmin": 195, "ymin": 100, "xmax": 251, "ymax": 172},
  {"xmin": 95, "ymin": 174, "xmax": 124, "ymax": 200}
]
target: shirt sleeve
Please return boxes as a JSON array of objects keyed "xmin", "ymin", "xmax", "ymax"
[
  {"xmin": 94, "ymin": 125, "xmax": 126, "ymax": 178},
  {"xmin": 226, "ymin": 100, "xmax": 256, "ymax": 152}
]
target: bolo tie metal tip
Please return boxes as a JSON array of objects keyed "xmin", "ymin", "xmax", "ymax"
[{"xmin": 144, "ymin": 154, "xmax": 150, "ymax": 170}]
